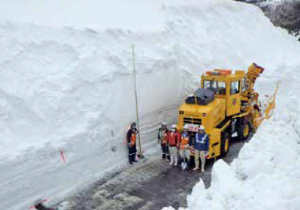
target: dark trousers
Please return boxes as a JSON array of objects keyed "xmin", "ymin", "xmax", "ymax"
[
  {"xmin": 161, "ymin": 144, "xmax": 170, "ymax": 160},
  {"xmin": 128, "ymin": 144, "xmax": 137, "ymax": 163}
]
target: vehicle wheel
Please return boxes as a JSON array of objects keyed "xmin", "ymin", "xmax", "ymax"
[
  {"xmin": 238, "ymin": 118, "xmax": 252, "ymax": 141},
  {"xmin": 220, "ymin": 132, "xmax": 230, "ymax": 157}
]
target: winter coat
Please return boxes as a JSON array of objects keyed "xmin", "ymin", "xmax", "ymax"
[
  {"xmin": 168, "ymin": 131, "xmax": 180, "ymax": 147},
  {"xmin": 194, "ymin": 132, "xmax": 209, "ymax": 151},
  {"xmin": 158, "ymin": 128, "xmax": 169, "ymax": 145},
  {"xmin": 127, "ymin": 128, "xmax": 138, "ymax": 146},
  {"xmin": 180, "ymin": 131, "xmax": 193, "ymax": 149}
]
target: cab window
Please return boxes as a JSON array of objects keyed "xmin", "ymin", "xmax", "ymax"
[
  {"xmin": 204, "ymin": 80, "xmax": 226, "ymax": 95},
  {"xmin": 242, "ymin": 78, "xmax": 247, "ymax": 92},
  {"xmin": 230, "ymin": 81, "xmax": 240, "ymax": 95}
]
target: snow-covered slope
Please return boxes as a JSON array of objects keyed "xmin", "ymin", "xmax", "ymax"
[
  {"xmin": 236, "ymin": 0, "xmax": 300, "ymax": 39},
  {"xmin": 0, "ymin": 0, "xmax": 300, "ymax": 209}
]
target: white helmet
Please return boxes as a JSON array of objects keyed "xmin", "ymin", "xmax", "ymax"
[
  {"xmin": 162, "ymin": 122, "xmax": 167, "ymax": 126},
  {"xmin": 171, "ymin": 124, "xmax": 177, "ymax": 129},
  {"xmin": 199, "ymin": 125, "xmax": 205, "ymax": 131},
  {"xmin": 183, "ymin": 124, "xmax": 189, "ymax": 130}
]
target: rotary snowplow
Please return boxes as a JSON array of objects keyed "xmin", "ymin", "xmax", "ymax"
[{"xmin": 177, "ymin": 63, "xmax": 278, "ymax": 158}]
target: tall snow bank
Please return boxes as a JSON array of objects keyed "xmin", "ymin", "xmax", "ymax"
[
  {"xmin": 0, "ymin": 0, "xmax": 214, "ymax": 31},
  {"xmin": 1, "ymin": 0, "xmax": 300, "ymax": 209}
]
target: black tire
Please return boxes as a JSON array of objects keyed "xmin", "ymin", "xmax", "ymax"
[
  {"xmin": 220, "ymin": 132, "xmax": 230, "ymax": 157},
  {"xmin": 237, "ymin": 118, "xmax": 252, "ymax": 141}
]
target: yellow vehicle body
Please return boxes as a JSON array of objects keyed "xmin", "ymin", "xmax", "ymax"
[{"xmin": 177, "ymin": 63, "xmax": 277, "ymax": 159}]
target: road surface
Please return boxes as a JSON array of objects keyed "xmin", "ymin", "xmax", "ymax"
[{"xmin": 57, "ymin": 137, "xmax": 248, "ymax": 210}]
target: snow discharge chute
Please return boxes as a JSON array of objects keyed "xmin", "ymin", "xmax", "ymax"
[
  {"xmin": 256, "ymin": 81, "xmax": 280, "ymax": 126},
  {"xmin": 264, "ymin": 82, "xmax": 280, "ymax": 120},
  {"xmin": 246, "ymin": 64, "xmax": 280, "ymax": 129}
]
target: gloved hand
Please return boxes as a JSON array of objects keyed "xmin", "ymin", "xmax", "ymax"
[{"xmin": 128, "ymin": 143, "xmax": 135, "ymax": 147}]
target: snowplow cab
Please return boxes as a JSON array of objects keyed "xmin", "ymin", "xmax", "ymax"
[
  {"xmin": 202, "ymin": 69, "xmax": 246, "ymax": 117},
  {"xmin": 178, "ymin": 69, "xmax": 246, "ymax": 131},
  {"xmin": 177, "ymin": 63, "xmax": 270, "ymax": 159}
]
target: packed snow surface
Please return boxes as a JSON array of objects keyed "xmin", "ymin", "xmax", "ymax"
[{"xmin": 0, "ymin": 0, "xmax": 300, "ymax": 209}]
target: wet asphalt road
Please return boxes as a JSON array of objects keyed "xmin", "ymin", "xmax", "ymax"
[{"xmin": 59, "ymin": 137, "xmax": 248, "ymax": 210}]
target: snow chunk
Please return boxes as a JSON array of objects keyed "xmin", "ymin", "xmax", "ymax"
[{"xmin": 211, "ymin": 160, "xmax": 237, "ymax": 192}]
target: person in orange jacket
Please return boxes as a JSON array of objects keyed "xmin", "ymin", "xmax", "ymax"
[
  {"xmin": 127, "ymin": 122, "xmax": 138, "ymax": 164},
  {"xmin": 157, "ymin": 122, "xmax": 170, "ymax": 160},
  {"xmin": 167, "ymin": 124, "xmax": 181, "ymax": 166},
  {"xmin": 179, "ymin": 124, "xmax": 193, "ymax": 170}
]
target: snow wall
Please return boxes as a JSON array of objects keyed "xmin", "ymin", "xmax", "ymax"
[{"xmin": 0, "ymin": 0, "xmax": 300, "ymax": 209}]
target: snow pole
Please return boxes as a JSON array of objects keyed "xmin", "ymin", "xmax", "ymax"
[{"xmin": 132, "ymin": 44, "xmax": 143, "ymax": 159}]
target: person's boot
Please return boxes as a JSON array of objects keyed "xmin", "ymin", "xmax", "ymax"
[
  {"xmin": 169, "ymin": 156, "xmax": 174, "ymax": 165},
  {"xmin": 201, "ymin": 167, "xmax": 205, "ymax": 172},
  {"xmin": 193, "ymin": 166, "xmax": 199, "ymax": 171},
  {"xmin": 133, "ymin": 154, "xmax": 138, "ymax": 162},
  {"xmin": 162, "ymin": 154, "xmax": 166, "ymax": 160},
  {"xmin": 129, "ymin": 156, "xmax": 133, "ymax": 165},
  {"xmin": 167, "ymin": 155, "xmax": 170, "ymax": 161},
  {"xmin": 174, "ymin": 157, "xmax": 178, "ymax": 166}
]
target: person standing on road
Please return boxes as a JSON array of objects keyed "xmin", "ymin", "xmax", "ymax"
[
  {"xmin": 168, "ymin": 124, "xmax": 180, "ymax": 166},
  {"xmin": 157, "ymin": 122, "xmax": 170, "ymax": 160},
  {"xmin": 193, "ymin": 125, "xmax": 209, "ymax": 172},
  {"xmin": 179, "ymin": 124, "xmax": 193, "ymax": 170},
  {"xmin": 127, "ymin": 122, "xmax": 138, "ymax": 164}
]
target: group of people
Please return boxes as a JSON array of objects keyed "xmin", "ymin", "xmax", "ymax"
[
  {"xmin": 157, "ymin": 122, "xmax": 209, "ymax": 172},
  {"xmin": 126, "ymin": 121, "xmax": 209, "ymax": 172}
]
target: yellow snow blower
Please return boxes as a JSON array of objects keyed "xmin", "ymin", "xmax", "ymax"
[{"xmin": 177, "ymin": 63, "xmax": 278, "ymax": 158}]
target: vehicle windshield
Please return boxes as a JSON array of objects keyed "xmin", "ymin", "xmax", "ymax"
[{"xmin": 204, "ymin": 80, "xmax": 226, "ymax": 95}]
